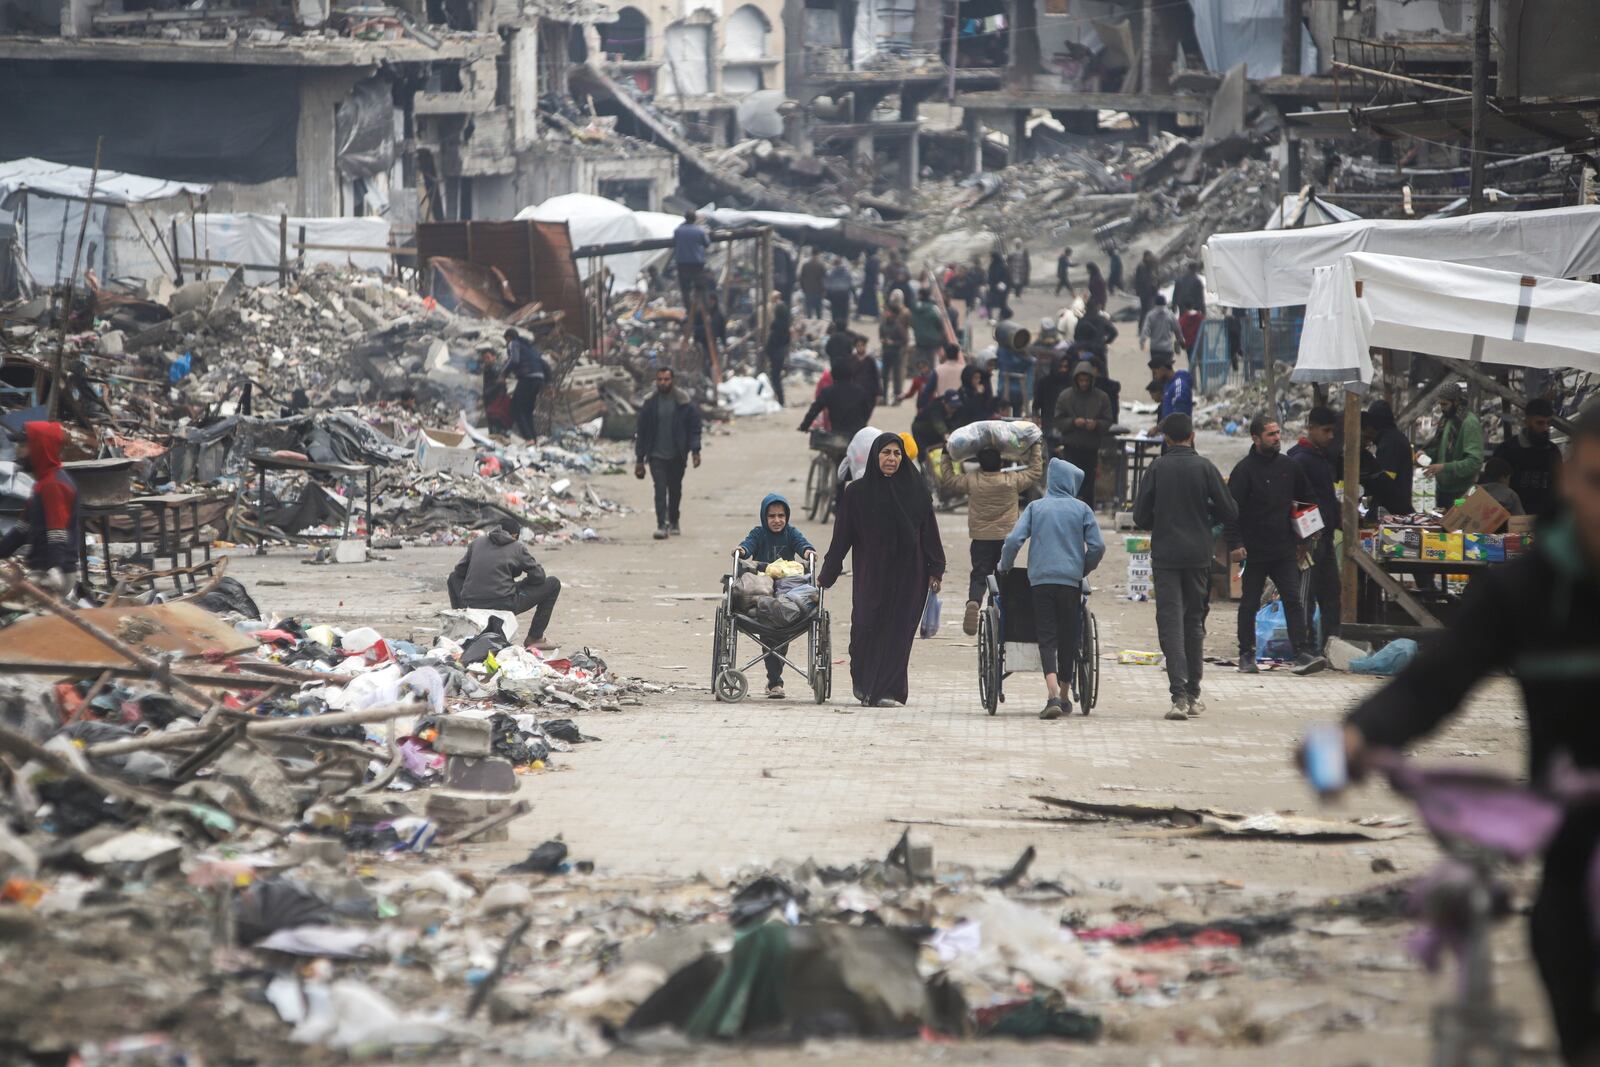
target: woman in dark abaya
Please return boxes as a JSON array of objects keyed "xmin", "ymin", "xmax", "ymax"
[{"xmin": 819, "ymin": 432, "xmax": 946, "ymax": 707}]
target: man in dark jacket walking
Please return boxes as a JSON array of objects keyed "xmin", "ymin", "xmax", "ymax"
[
  {"xmin": 1053, "ymin": 360, "xmax": 1112, "ymax": 507},
  {"xmin": 634, "ymin": 367, "xmax": 703, "ymax": 539},
  {"xmin": 1338, "ymin": 403, "xmax": 1600, "ymax": 1065},
  {"xmin": 1360, "ymin": 399, "xmax": 1414, "ymax": 516},
  {"xmin": 1225, "ymin": 414, "xmax": 1324, "ymax": 673},
  {"xmin": 1134, "ymin": 413, "xmax": 1237, "ymax": 720},
  {"xmin": 447, "ymin": 517, "xmax": 562, "ymax": 649},
  {"xmin": 764, "ymin": 290, "xmax": 792, "ymax": 406},
  {"xmin": 1288, "ymin": 406, "xmax": 1341, "ymax": 652},
  {"xmin": 1134, "ymin": 250, "xmax": 1158, "ymax": 327}
]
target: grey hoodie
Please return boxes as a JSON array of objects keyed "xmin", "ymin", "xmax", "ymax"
[
  {"xmin": 1132, "ymin": 444, "xmax": 1237, "ymax": 569},
  {"xmin": 450, "ymin": 527, "xmax": 545, "ymax": 606},
  {"xmin": 1052, "ymin": 362, "xmax": 1113, "ymax": 450},
  {"xmin": 1000, "ymin": 459, "xmax": 1106, "ymax": 586}
]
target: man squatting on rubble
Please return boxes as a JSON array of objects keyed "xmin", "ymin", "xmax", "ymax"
[
  {"xmin": 1333, "ymin": 403, "xmax": 1600, "ymax": 1066},
  {"xmin": 736, "ymin": 493, "xmax": 816, "ymax": 699},
  {"xmin": 0, "ymin": 421, "xmax": 81, "ymax": 592},
  {"xmin": 1133, "ymin": 413, "xmax": 1237, "ymax": 721},
  {"xmin": 934, "ymin": 440, "xmax": 1044, "ymax": 638},
  {"xmin": 447, "ymin": 517, "xmax": 560, "ymax": 651},
  {"xmin": 634, "ymin": 367, "xmax": 703, "ymax": 540}
]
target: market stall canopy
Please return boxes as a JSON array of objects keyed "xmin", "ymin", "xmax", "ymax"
[
  {"xmin": 515, "ymin": 193, "xmax": 676, "ymax": 290},
  {"xmin": 1293, "ymin": 252, "xmax": 1600, "ymax": 393},
  {"xmin": 1203, "ymin": 204, "xmax": 1600, "ymax": 309},
  {"xmin": 0, "ymin": 157, "xmax": 209, "ymax": 205},
  {"xmin": 1264, "ymin": 192, "xmax": 1361, "ymax": 230}
]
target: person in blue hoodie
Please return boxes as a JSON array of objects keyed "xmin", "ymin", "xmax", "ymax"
[
  {"xmin": 736, "ymin": 493, "xmax": 816, "ymax": 699},
  {"xmin": 999, "ymin": 459, "xmax": 1106, "ymax": 719}
]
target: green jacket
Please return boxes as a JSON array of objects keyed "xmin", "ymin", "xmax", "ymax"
[
  {"xmin": 1430, "ymin": 411, "xmax": 1484, "ymax": 502},
  {"xmin": 910, "ymin": 301, "xmax": 945, "ymax": 348}
]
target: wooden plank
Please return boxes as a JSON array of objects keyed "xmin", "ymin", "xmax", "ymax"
[
  {"xmin": 953, "ymin": 90, "xmax": 1208, "ymax": 113},
  {"xmin": 1341, "ymin": 389, "xmax": 1362, "ymax": 624},
  {"xmin": 1349, "ymin": 544, "xmax": 1443, "ymax": 628}
]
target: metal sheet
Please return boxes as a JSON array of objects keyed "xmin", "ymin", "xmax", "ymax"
[{"xmin": 0, "ymin": 601, "xmax": 256, "ymax": 671}]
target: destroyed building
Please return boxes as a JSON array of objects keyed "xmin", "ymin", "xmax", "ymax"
[{"xmin": 0, "ymin": 0, "xmax": 677, "ymax": 235}]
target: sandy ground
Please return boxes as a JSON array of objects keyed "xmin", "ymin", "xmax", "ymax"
[{"xmin": 220, "ymin": 287, "xmax": 1556, "ymax": 1064}]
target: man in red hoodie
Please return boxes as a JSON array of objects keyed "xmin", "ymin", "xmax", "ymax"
[{"xmin": 1, "ymin": 421, "xmax": 80, "ymax": 590}]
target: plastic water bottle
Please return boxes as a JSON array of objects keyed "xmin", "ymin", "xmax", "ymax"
[{"xmin": 1304, "ymin": 723, "xmax": 1349, "ymax": 794}]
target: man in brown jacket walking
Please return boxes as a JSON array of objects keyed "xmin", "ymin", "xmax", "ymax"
[
  {"xmin": 1053, "ymin": 360, "xmax": 1113, "ymax": 507},
  {"xmin": 935, "ymin": 440, "xmax": 1045, "ymax": 634}
]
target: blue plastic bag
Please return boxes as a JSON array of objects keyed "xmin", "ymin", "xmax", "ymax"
[
  {"xmin": 169, "ymin": 350, "xmax": 192, "ymax": 383},
  {"xmin": 919, "ymin": 591, "xmax": 941, "ymax": 639},
  {"xmin": 1254, "ymin": 601, "xmax": 1293, "ymax": 660},
  {"xmin": 1350, "ymin": 639, "xmax": 1418, "ymax": 676}
]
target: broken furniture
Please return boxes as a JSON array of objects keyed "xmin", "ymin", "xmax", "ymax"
[{"xmin": 248, "ymin": 452, "xmax": 373, "ymax": 548}]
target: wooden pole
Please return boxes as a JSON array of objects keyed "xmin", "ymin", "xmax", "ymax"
[
  {"xmin": 171, "ymin": 217, "xmax": 185, "ymax": 285},
  {"xmin": 50, "ymin": 136, "xmax": 103, "ymax": 420},
  {"xmin": 1282, "ymin": 0, "xmax": 1303, "ymax": 76},
  {"xmin": 1341, "ymin": 386, "xmax": 1362, "ymax": 624},
  {"xmin": 278, "ymin": 212, "xmax": 289, "ymax": 287},
  {"xmin": 1468, "ymin": 0, "xmax": 1490, "ymax": 212},
  {"xmin": 83, "ymin": 700, "xmax": 425, "ymax": 759}
]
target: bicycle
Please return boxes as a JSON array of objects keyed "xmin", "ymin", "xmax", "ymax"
[{"xmin": 805, "ymin": 430, "xmax": 847, "ymax": 523}]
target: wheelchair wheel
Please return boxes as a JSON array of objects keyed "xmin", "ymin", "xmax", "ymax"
[
  {"xmin": 811, "ymin": 610, "xmax": 832, "ymax": 704},
  {"xmin": 978, "ymin": 604, "xmax": 1001, "ymax": 715},
  {"xmin": 1074, "ymin": 608, "xmax": 1100, "ymax": 713},
  {"xmin": 715, "ymin": 669, "xmax": 749, "ymax": 703}
]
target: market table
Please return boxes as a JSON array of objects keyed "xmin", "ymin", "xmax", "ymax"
[
  {"xmin": 1113, "ymin": 435, "xmax": 1162, "ymax": 511},
  {"xmin": 247, "ymin": 453, "xmax": 373, "ymax": 546}
]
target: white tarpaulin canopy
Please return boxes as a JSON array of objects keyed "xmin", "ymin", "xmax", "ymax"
[
  {"xmin": 1293, "ymin": 251, "xmax": 1600, "ymax": 393},
  {"xmin": 178, "ymin": 214, "xmax": 391, "ymax": 284},
  {"xmin": 1265, "ymin": 193, "xmax": 1361, "ymax": 230},
  {"xmin": 1204, "ymin": 204, "xmax": 1600, "ymax": 308},
  {"xmin": 0, "ymin": 157, "xmax": 209, "ymax": 206},
  {"xmin": 515, "ymin": 193, "xmax": 677, "ymax": 290}
]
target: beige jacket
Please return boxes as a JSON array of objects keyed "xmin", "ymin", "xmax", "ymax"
[{"xmin": 935, "ymin": 443, "xmax": 1045, "ymax": 540}]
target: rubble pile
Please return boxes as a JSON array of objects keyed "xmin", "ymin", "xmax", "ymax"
[
  {"xmin": 1, "ymin": 265, "xmax": 642, "ymax": 558},
  {"xmin": 0, "ymin": 755, "xmax": 1415, "ymax": 1066},
  {"xmin": 903, "ymin": 150, "xmax": 1279, "ymax": 271}
]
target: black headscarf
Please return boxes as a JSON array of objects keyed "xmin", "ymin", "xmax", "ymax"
[{"xmin": 852, "ymin": 431, "xmax": 931, "ymax": 553}]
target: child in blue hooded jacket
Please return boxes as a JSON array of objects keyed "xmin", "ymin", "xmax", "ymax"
[
  {"xmin": 1000, "ymin": 458, "xmax": 1105, "ymax": 720},
  {"xmin": 738, "ymin": 493, "xmax": 816, "ymax": 565},
  {"xmin": 736, "ymin": 493, "xmax": 815, "ymax": 700}
]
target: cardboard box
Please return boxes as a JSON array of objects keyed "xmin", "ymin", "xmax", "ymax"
[
  {"xmin": 1441, "ymin": 486, "xmax": 1510, "ymax": 535},
  {"xmin": 1463, "ymin": 532, "xmax": 1493, "ymax": 562},
  {"xmin": 1504, "ymin": 533, "xmax": 1535, "ymax": 558},
  {"xmin": 1292, "ymin": 505, "xmax": 1325, "ymax": 540},
  {"xmin": 1124, "ymin": 535, "xmax": 1151, "ymax": 554},
  {"xmin": 1506, "ymin": 514, "xmax": 1536, "ymax": 534},
  {"xmin": 1421, "ymin": 531, "xmax": 1464, "ymax": 562},
  {"xmin": 415, "ymin": 427, "xmax": 476, "ymax": 475},
  {"xmin": 1380, "ymin": 525, "xmax": 1421, "ymax": 559}
]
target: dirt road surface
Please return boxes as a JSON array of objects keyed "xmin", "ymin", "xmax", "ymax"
[{"xmin": 223, "ymin": 291, "xmax": 1549, "ymax": 1063}]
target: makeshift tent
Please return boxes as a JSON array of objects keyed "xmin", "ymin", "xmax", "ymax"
[
  {"xmin": 515, "ymin": 194, "xmax": 676, "ymax": 290},
  {"xmin": 177, "ymin": 215, "xmax": 392, "ymax": 285},
  {"xmin": 1203, "ymin": 204, "xmax": 1600, "ymax": 308},
  {"xmin": 1265, "ymin": 192, "xmax": 1361, "ymax": 231},
  {"xmin": 0, "ymin": 157, "xmax": 210, "ymax": 294},
  {"xmin": 1293, "ymin": 252, "xmax": 1600, "ymax": 392}
]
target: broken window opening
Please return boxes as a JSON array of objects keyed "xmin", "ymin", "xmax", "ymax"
[
  {"xmin": 952, "ymin": 0, "xmax": 1008, "ymax": 69},
  {"xmin": 598, "ymin": 6, "xmax": 650, "ymax": 62},
  {"xmin": 661, "ymin": 21, "xmax": 712, "ymax": 99},
  {"xmin": 598, "ymin": 178, "xmax": 654, "ymax": 211}
]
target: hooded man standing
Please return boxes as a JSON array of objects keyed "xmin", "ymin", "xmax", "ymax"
[
  {"xmin": 1133, "ymin": 413, "xmax": 1236, "ymax": 720},
  {"xmin": 1053, "ymin": 360, "xmax": 1112, "ymax": 507},
  {"xmin": 1000, "ymin": 459, "xmax": 1106, "ymax": 719},
  {"xmin": 1361, "ymin": 399, "xmax": 1414, "ymax": 516},
  {"xmin": 0, "ymin": 421, "xmax": 80, "ymax": 591},
  {"xmin": 447, "ymin": 517, "xmax": 561, "ymax": 650},
  {"xmin": 634, "ymin": 367, "xmax": 703, "ymax": 540}
]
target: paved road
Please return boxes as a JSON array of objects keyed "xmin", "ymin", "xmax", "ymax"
[{"xmin": 224, "ymin": 301, "xmax": 1548, "ymax": 1061}]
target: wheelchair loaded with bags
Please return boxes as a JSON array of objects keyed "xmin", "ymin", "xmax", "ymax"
[
  {"xmin": 978, "ymin": 567, "xmax": 1099, "ymax": 715},
  {"xmin": 712, "ymin": 551, "xmax": 833, "ymax": 704}
]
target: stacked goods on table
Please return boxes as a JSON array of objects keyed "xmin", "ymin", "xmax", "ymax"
[
  {"xmin": 1125, "ymin": 535, "xmax": 1152, "ymax": 600},
  {"xmin": 1364, "ymin": 486, "xmax": 1535, "ymax": 586}
]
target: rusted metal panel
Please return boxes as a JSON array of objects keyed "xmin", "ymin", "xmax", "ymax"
[{"xmin": 0, "ymin": 601, "xmax": 256, "ymax": 672}]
